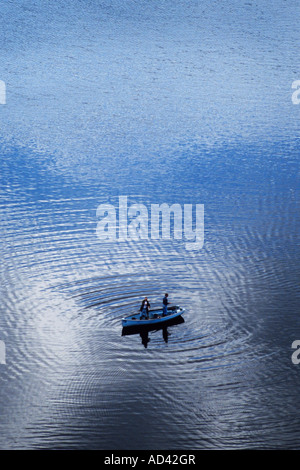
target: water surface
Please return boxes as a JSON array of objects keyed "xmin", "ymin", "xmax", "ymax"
[{"xmin": 0, "ymin": 0, "xmax": 299, "ymax": 449}]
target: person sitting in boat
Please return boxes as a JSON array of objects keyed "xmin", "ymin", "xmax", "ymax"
[
  {"xmin": 163, "ymin": 293, "xmax": 169, "ymax": 316},
  {"xmin": 140, "ymin": 297, "xmax": 150, "ymax": 319}
]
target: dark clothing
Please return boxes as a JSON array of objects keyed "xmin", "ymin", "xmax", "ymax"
[
  {"xmin": 140, "ymin": 300, "xmax": 150, "ymax": 313},
  {"xmin": 163, "ymin": 296, "xmax": 169, "ymax": 316}
]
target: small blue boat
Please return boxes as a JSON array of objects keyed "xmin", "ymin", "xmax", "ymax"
[{"xmin": 122, "ymin": 306, "xmax": 185, "ymax": 327}]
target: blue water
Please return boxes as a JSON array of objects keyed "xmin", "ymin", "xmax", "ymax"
[{"xmin": 0, "ymin": 0, "xmax": 299, "ymax": 449}]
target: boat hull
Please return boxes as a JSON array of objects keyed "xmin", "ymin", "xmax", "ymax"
[
  {"xmin": 122, "ymin": 306, "xmax": 185, "ymax": 327},
  {"xmin": 122, "ymin": 315, "xmax": 184, "ymax": 337}
]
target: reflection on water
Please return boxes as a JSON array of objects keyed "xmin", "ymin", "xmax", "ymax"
[
  {"xmin": 122, "ymin": 316, "xmax": 185, "ymax": 348},
  {"xmin": 0, "ymin": 0, "xmax": 300, "ymax": 450}
]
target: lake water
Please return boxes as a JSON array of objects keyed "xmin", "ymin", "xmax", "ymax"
[{"xmin": 0, "ymin": 0, "xmax": 299, "ymax": 449}]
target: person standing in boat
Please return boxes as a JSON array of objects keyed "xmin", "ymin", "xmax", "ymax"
[
  {"xmin": 140, "ymin": 297, "xmax": 150, "ymax": 319},
  {"xmin": 163, "ymin": 293, "xmax": 169, "ymax": 316}
]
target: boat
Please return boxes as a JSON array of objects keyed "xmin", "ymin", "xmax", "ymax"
[
  {"xmin": 122, "ymin": 305, "xmax": 185, "ymax": 327},
  {"xmin": 122, "ymin": 314, "xmax": 184, "ymax": 337}
]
